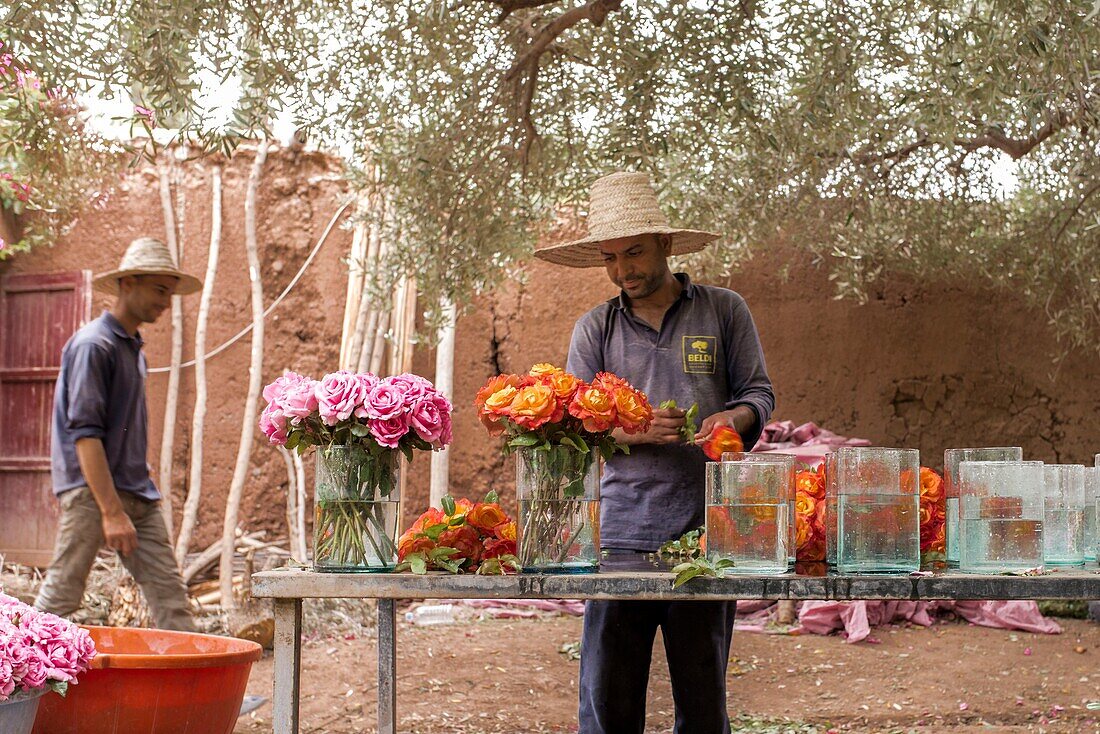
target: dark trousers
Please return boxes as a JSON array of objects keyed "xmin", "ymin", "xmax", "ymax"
[{"xmin": 578, "ymin": 599, "xmax": 737, "ymax": 734}]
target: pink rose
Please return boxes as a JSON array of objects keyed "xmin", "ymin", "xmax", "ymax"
[
  {"xmin": 262, "ymin": 371, "xmax": 310, "ymax": 404},
  {"xmin": 259, "ymin": 404, "xmax": 288, "ymax": 445},
  {"xmin": 353, "ymin": 373, "xmax": 380, "ymax": 417},
  {"xmin": 386, "ymin": 374, "xmax": 432, "ymax": 408},
  {"xmin": 408, "ymin": 397, "xmax": 445, "ymax": 443},
  {"xmin": 368, "ymin": 416, "xmax": 408, "ymax": 449},
  {"xmin": 364, "ymin": 382, "xmax": 405, "ymax": 421},
  {"xmin": 279, "ymin": 379, "xmax": 319, "ymax": 422},
  {"xmin": 315, "ymin": 371, "xmax": 370, "ymax": 426}
]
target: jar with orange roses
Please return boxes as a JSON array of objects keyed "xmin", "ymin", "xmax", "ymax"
[{"xmin": 476, "ymin": 364, "xmax": 653, "ymax": 573}]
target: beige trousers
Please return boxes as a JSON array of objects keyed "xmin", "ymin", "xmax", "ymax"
[{"xmin": 35, "ymin": 487, "xmax": 197, "ymax": 632}]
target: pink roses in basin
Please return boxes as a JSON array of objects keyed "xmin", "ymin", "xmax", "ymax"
[
  {"xmin": 260, "ymin": 370, "xmax": 453, "ymax": 456},
  {"xmin": 1, "ymin": 593, "xmax": 96, "ymax": 701}
]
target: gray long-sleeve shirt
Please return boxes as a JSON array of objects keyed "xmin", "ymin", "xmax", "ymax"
[
  {"xmin": 566, "ymin": 273, "xmax": 775, "ymax": 550},
  {"xmin": 51, "ymin": 311, "xmax": 159, "ymax": 500}
]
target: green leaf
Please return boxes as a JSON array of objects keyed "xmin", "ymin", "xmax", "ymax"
[
  {"xmin": 563, "ymin": 478, "xmax": 586, "ymax": 498},
  {"xmin": 441, "ymin": 495, "xmax": 456, "ymax": 516},
  {"xmin": 484, "ymin": 489, "xmax": 499, "ymax": 503},
  {"xmin": 508, "ymin": 434, "xmax": 541, "ymax": 447},
  {"xmin": 408, "ymin": 553, "xmax": 428, "ymax": 575},
  {"xmin": 423, "ymin": 523, "xmax": 448, "ymax": 541},
  {"xmin": 349, "ymin": 423, "xmax": 370, "ymax": 437},
  {"xmin": 48, "ymin": 680, "xmax": 69, "ymax": 697},
  {"xmin": 429, "ymin": 546, "xmax": 459, "ymax": 560}
]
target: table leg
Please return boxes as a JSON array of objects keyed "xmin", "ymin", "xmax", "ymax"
[
  {"xmin": 273, "ymin": 598, "xmax": 303, "ymax": 734},
  {"xmin": 378, "ymin": 598, "xmax": 397, "ymax": 734}
]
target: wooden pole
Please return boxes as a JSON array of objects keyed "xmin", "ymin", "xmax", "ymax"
[
  {"xmin": 278, "ymin": 446, "xmax": 301, "ymax": 563},
  {"xmin": 429, "ymin": 297, "xmax": 456, "ymax": 507},
  {"xmin": 157, "ymin": 152, "xmax": 183, "ymax": 540},
  {"xmin": 340, "ymin": 191, "xmax": 371, "ymax": 370},
  {"xmin": 176, "ymin": 163, "xmax": 222, "ymax": 566},
  {"xmin": 294, "ymin": 452, "xmax": 307, "ymax": 562},
  {"xmin": 220, "ymin": 141, "xmax": 269, "ymax": 609}
]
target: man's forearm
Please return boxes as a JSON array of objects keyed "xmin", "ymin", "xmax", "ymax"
[
  {"xmin": 727, "ymin": 405, "xmax": 757, "ymax": 437},
  {"xmin": 74, "ymin": 437, "xmax": 126, "ymax": 518}
]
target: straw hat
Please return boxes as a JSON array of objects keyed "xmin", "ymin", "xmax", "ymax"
[
  {"xmin": 534, "ymin": 171, "xmax": 721, "ymax": 268},
  {"xmin": 92, "ymin": 237, "xmax": 203, "ymax": 295}
]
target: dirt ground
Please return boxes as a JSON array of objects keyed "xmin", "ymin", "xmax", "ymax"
[{"xmin": 233, "ymin": 604, "xmax": 1100, "ymax": 734}]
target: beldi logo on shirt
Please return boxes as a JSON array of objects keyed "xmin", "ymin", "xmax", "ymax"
[{"xmin": 682, "ymin": 335, "xmax": 717, "ymax": 374}]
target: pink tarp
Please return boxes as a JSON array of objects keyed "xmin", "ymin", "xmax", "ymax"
[
  {"xmin": 751, "ymin": 420, "xmax": 871, "ymax": 466},
  {"xmin": 735, "ymin": 600, "xmax": 1061, "ymax": 643}
]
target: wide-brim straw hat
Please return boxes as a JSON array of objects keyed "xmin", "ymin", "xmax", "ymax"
[
  {"xmin": 534, "ymin": 171, "xmax": 721, "ymax": 268},
  {"xmin": 93, "ymin": 237, "xmax": 203, "ymax": 295}
]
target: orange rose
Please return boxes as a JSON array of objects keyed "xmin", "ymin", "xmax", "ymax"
[
  {"xmin": 448, "ymin": 498, "xmax": 474, "ymax": 521},
  {"xmin": 796, "ymin": 492, "xmax": 817, "ymax": 518},
  {"xmin": 796, "ymin": 516, "xmax": 814, "ymax": 548},
  {"xmin": 493, "ymin": 520, "xmax": 517, "ymax": 541},
  {"xmin": 568, "ymin": 385, "xmax": 617, "ymax": 433},
  {"xmin": 478, "ymin": 385, "xmax": 520, "ymax": 435},
  {"xmin": 467, "ymin": 502, "xmax": 508, "ymax": 533},
  {"xmin": 438, "ymin": 524, "xmax": 483, "ymax": 565},
  {"xmin": 796, "ymin": 470, "xmax": 825, "ymax": 501},
  {"xmin": 529, "ymin": 363, "xmax": 563, "ymax": 378},
  {"xmin": 509, "ymin": 383, "xmax": 563, "ymax": 430},
  {"xmin": 702, "ymin": 425, "xmax": 743, "ymax": 461},
  {"xmin": 919, "ymin": 467, "xmax": 944, "ymax": 503},
  {"xmin": 398, "ymin": 533, "xmax": 434, "ymax": 561},
  {"xmin": 540, "ymin": 370, "xmax": 583, "ymax": 401},
  {"xmin": 592, "ymin": 371, "xmax": 632, "ymax": 391},
  {"xmin": 475, "ymin": 374, "xmax": 524, "ymax": 409},
  {"xmin": 799, "ymin": 538, "xmax": 826, "ymax": 562},
  {"xmin": 407, "ymin": 507, "xmax": 446, "ymax": 535},
  {"xmin": 482, "ymin": 536, "xmax": 517, "ymax": 559},
  {"xmin": 612, "ymin": 387, "xmax": 653, "ymax": 434},
  {"xmin": 919, "ymin": 502, "xmax": 934, "ymax": 528}
]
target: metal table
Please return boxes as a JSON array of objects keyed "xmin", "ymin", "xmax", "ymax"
[{"xmin": 251, "ymin": 567, "xmax": 1100, "ymax": 734}]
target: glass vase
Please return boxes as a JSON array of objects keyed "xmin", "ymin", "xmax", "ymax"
[
  {"xmin": 706, "ymin": 458, "xmax": 793, "ymax": 574},
  {"xmin": 313, "ymin": 444, "xmax": 401, "ymax": 572},
  {"xmin": 515, "ymin": 445, "xmax": 600, "ymax": 573},
  {"xmin": 1043, "ymin": 464, "xmax": 1086, "ymax": 567},
  {"xmin": 824, "ymin": 451, "xmax": 838, "ymax": 567},
  {"xmin": 0, "ymin": 687, "xmax": 48, "ymax": 734},
  {"xmin": 944, "ymin": 447, "xmax": 1023, "ymax": 568},
  {"xmin": 1084, "ymin": 467, "xmax": 1098, "ymax": 563},
  {"xmin": 835, "ymin": 447, "xmax": 921, "ymax": 574},
  {"xmin": 959, "ymin": 460, "xmax": 1044, "ymax": 573},
  {"xmin": 722, "ymin": 452, "xmax": 797, "ymax": 564}
]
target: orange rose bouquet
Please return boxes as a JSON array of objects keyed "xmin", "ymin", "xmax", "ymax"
[
  {"xmin": 476, "ymin": 364, "xmax": 653, "ymax": 571},
  {"xmin": 919, "ymin": 467, "xmax": 947, "ymax": 566},
  {"xmin": 396, "ymin": 492, "xmax": 519, "ymax": 575},
  {"xmin": 795, "ymin": 466, "xmax": 827, "ymax": 562}
]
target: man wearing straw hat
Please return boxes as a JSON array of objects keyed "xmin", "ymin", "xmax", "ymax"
[
  {"xmin": 34, "ymin": 237, "xmax": 202, "ymax": 632},
  {"xmin": 537, "ymin": 172, "xmax": 775, "ymax": 733}
]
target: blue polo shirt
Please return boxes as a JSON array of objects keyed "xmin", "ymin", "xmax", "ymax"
[
  {"xmin": 566, "ymin": 273, "xmax": 775, "ymax": 550},
  {"xmin": 51, "ymin": 311, "xmax": 160, "ymax": 501}
]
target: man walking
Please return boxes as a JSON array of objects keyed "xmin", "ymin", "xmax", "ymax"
[
  {"xmin": 35, "ymin": 236, "xmax": 202, "ymax": 632},
  {"xmin": 536, "ymin": 172, "xmax": 775, "ymax": 733}
]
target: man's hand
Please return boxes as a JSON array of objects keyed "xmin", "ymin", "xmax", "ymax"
[
  {"xmin": 694, "ymin": 406, "xmax": 757, "ymax": 444},
  {"xmin": 102, "ymin": 511, "xmax": 138, "ymax": 556},
  {"xmin": 618, "ymin": 406, "xmax": 687, "ymax": 446}
]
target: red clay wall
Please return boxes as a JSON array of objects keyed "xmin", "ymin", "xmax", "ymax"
[{"xmin": 4, "ymin": 148, "xmax": 1098, "ymax": 551}]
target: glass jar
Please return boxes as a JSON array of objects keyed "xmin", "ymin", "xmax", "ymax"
[
  {"xmin": 944, "ymin": 448, "xmax": 1023, "ymax": 568},
  {"xmin": 835, "ymin": 447, "xmax": 921, "ymax": 574},
  {"xmin": 313, "ymin": 444, "xmax": 401, "ymax": 572},
  {"xmin": 1043, "ymin": 464, "xmax": 1087, "ymax": 567},
  {"xmin": 515, "ymin": 445, "xmax": 599, "ymax": 573},
  {"xmin": 706, "ymin": 458, "xmax": 793, "ymax": 575},
  {"xmin": 1084, "ymin": 467, "xmax": 1098, "ymax": 563},
  {"xmin": 722, "ymin": 452, "xmax": 797, "ymax": 564},
  {"xmin": 824, "ymin": 451, "xmax": 838, "ymax": 567},
  {"xmin": 958, "ymin": 460, "xmax": 1044, "ymax": 573}
]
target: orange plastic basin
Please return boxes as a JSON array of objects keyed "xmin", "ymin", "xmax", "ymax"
[{"xmin": 33, "ymin": 625, "xmax": 263, "ymax": 734}]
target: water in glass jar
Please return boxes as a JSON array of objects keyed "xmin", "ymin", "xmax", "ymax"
[
  {"xmin": 960, "ymin": 517, "xmax": 1043, "ymax": 573},
  {"xmin": 946, "ymin": 496, "xmax": 960, "ymax": 566},
  {"xmin": 837, "ymin": 493, "xmax": 920, "ymax": 573},
  {"xmin": 706, "ymin": 502, "xmax": 790, "ymax": 574},
  {"xmin": 518, "ymin": 498, "xmax": 600, "ymax": 573},
  {"xmin": 1043, "ymin": 508, "xmax": 1085, "ymax": 566}
]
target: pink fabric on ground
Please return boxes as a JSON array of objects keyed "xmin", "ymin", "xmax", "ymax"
[
  {"xmin": 751, "ymin": 420, "xmax": 872, "ymax": 466},
  {"xmin": 737, "ymin": 600, "xmax": 1060, "ymax": 642}
]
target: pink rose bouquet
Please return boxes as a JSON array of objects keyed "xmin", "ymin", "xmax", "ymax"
[
  {"xmin": 259, "ymin": 370, "xmax": 453, "ymax": 570},
  {"xmin": 0, "ymin": 593, "xmax": 96, "ymax": 702},
  {"xmin": 259, "ymin": 370, "xmax": 453, "ymax": 459}
]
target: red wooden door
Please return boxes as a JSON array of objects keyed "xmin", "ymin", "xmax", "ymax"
[{"xmin": 0, "ymin": 271, "xmax": 91, "ymax": 565}]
